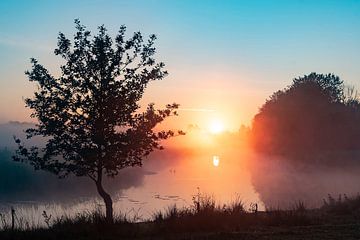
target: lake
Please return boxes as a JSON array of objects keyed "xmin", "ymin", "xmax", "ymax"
[{"xmin": 0, "ymin": 137, "xmax": 262, "ymax": 228}]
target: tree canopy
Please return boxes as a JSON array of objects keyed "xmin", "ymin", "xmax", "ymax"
[
  {"xmin": 14, "ymin": 20, "xmax": 182, "ymax": 222},
  {"xmin": 251, "ymin": 73, "xmax": 360, "ymax": 161}
]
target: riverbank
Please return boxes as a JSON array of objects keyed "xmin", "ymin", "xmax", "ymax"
[{"xmin": 1, "ymin": 194, "xmax": 359, "ymax": 239}]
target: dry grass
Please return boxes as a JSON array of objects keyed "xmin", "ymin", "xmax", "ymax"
[{"xmin": 1, "ymin": 193, "xmax": 360, "ymax": 239}]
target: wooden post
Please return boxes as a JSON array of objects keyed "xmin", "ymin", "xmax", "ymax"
[{"xmin": 11, "ymin": 207, "xmax": 15, "ymax": 230}]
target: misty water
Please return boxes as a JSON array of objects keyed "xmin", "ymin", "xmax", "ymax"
[
  {"xmin": 2, "ymin": 146, "xmax": 360, "ymax": 228},
  {"xmin": 0, "ymin": 148, "xmax": 261, "ymax": 227},
  {"xmin": 0, "ymin": 123, "xmax": 261, "ymax": 227},
  {"xmin": 2, "ymin": 123, "xmax": 360, "ymax": 228}
]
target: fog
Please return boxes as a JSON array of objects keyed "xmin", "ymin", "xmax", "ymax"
[
  {"xmin": 0, "ymin": 122, "xmax": 166, "ymax": 203},
  {"xmin": 0, "ymin": 121, "xmax": 258, "ymax": 211},
  {"xmin": 0, "ymin": 121, "xmax": 35, "ymax": 148},
  {"xmin": 248, "ymin": 74, "xmax": 360, "ymax": 209},
  {"xmin": 2, "ymin": 119, "xmax": 360, "ymax": 211},
  {"xmin": 248, "ymin": 154, "xmax": 360, "ymax": 209}
]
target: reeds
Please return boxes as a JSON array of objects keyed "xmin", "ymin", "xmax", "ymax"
[
  {"xmin": 152, "ymin": 193, "xmax": 314, "ymax": 233},
  {"xmin": 321, "ymin": 194, "xmax": 360, "ymax": 214},
  {"xmin": 1, "ymin": 193, "xmax": 360, "ymax": 238}
]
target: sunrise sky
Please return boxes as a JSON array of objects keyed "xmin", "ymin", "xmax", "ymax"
[{"xmin": 1, "ymin": 0, "xmax": 360, "ymax": 131}]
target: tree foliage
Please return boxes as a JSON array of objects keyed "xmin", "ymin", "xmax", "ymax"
[
  {"xmin": 13, "ymin": 20, "xmax": 183, "ymax": 222},
  {"xmin": 251, "ymin": 72, "xmax": 360, "ymax": 160}
]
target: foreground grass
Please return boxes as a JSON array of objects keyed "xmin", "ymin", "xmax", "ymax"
[
  {"xmin": 3, "ymin": 224, "xmax": 360, "ymax": 240},
  {"xmin": 1, "ymin": 194, "xmax": 360, "ymax": 239}
]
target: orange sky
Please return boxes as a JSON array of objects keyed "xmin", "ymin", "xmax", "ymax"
[{"xmin": 142, "ymin": 66, "xmax": 269, "ymax": 132}]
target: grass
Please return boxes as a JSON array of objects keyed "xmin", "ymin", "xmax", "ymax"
[
  {"xmin": 1, "ymin": 193, "xmax": 360, "ymax": 239},
  {"xmin": 321, "ymin": 194, "xmax": 360, "ymax": 215}
]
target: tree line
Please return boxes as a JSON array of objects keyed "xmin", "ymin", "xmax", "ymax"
[{"xmin": 251, "ymin": 72, "xmax": 360, "ymax": 162}]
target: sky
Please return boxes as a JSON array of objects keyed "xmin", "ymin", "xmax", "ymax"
[{"xmin": 1, "ymin": 0, "xmax": 360, "ymax": 131}]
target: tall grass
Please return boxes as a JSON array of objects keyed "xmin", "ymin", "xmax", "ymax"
[
  {"xmin": 152, "ymin": 192, "xmax": 316, "ymax": 233},
  {"xmin": 2, "ymin": 193, "xmax": 360, "ymax": 237},
  {"xmin": 321, "ymin": 194, "xmax": 360, "ymax": 214}
]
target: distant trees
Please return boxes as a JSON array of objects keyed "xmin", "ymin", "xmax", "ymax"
[
  {"xmin": 251, "ymin": 73, "xmax": 360, "ymax": 160},
  {"xmin": 14, "ymin": 20, "xmax": 182, "ymax": 223}
]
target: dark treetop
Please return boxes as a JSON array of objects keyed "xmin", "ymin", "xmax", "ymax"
[{"xmin": 14, "ymin": 20, "xmax": 183, "ymax": 182}]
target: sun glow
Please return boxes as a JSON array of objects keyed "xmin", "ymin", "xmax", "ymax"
[
  {"xmin": 209, "ymin": 119, "xmax": 224, "ymax": 134},
  {"xmin": 213, "ymin": 155, "xmax": 220, "ymax": 167}
]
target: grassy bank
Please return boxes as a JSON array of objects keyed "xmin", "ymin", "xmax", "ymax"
[{"xmin": 1, "ymin": 194, "xmax": 360, "ymax": 239}]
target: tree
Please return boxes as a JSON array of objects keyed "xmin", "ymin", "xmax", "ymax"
[
  {"xmin": 250, "ymin": 72, "xmax": 360, "ymax": 160},
  {"xmin": 249, "ymin": 73, "xmax": 360, "ymax": 208},
  {"xmin": 14, "ymin": 20, "xmax": 183, "ymax": 223}
]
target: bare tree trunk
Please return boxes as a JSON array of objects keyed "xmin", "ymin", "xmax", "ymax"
[{"xmin": 96, "ymin": 178, "xmax": 113, "ymax": 223}]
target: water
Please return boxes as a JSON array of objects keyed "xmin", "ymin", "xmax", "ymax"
[
  {"xmin": 4, "ymin": 140, "xmax": 360, "ymax": 229},
  {"xmin": 115, "ymin": 151, "xmax": 261, "ymax": 219},
  {"xmin": 0, "ymin": 140, "xmax": 262, "ymax": 228}
]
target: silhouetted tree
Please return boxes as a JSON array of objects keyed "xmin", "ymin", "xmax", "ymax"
[
  {"xmin": 251, "ymin": 72, "xmax": 360, "ymax": 161},
  {"xmin": 14, "ymin": 20, "xmax": 183, "ymax": 223}
]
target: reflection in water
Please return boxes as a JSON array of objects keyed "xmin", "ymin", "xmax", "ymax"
[
  {"xmin": 2, "ymin": 126, "xmax": 360, "ymax": 225},
  {"xmin": 0, "ymin": 149, "xmax": 261, "ymax": 226},
  {"xmin": 0, "ymin": 131, "xmax": 262, "ymax": 226},
  {"xmin": 115, "ymin": 148, "xmax": 261, "ymax": 219},
  {"xmin": 212, "ymin": 155, "xmax": 220, "ymax": 167}
]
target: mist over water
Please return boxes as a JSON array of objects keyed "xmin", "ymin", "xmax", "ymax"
[
  {"xmin": 0, "ymin": 122, "xmax": 146, "ymax": 206},
  {"xmin": 0, "ymin": 122, "xmax": 260, "ymax": 222},
  {"xmin": 0, "ymin": 148, "xmax": 260, "ymax": 222},
  {"xmin": 248, "ymin": 154, "xmax": 360, "ymax": 209},
  {"xmin": 248, "ymin": 74, "xmax": 360, "ymax": 209},
  {"xmin": 4, "ymin": 117, "xmax": 360, "ymax": 222},
  {"xmin": 0, "ymin": 148, "xmax": 147, "ymax": 201}
]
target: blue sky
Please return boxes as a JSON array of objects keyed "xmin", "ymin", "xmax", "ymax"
[{"xmin": 1, "ymin": 0, "xmax": 360, "ymax": 128}]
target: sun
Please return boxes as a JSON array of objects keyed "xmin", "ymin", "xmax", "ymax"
[
  {"xmin": 209, "ymin": 119, "xmax": 224, "ymax": 134},
  {"xmin": 212, "ymin": 155, "xmax": 220, "ymax": 167}
]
